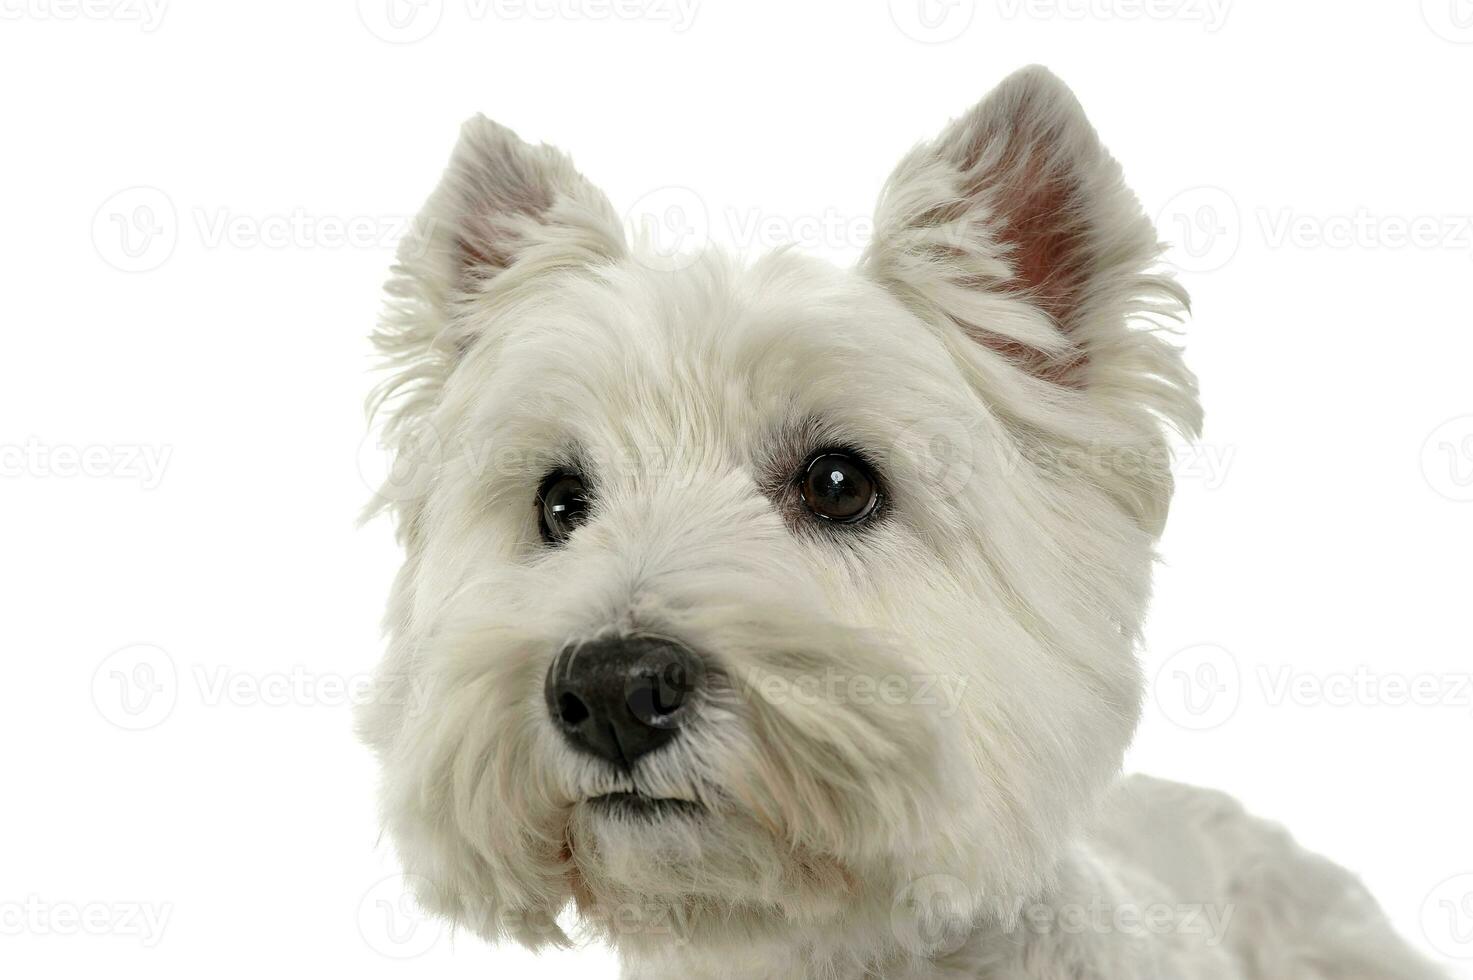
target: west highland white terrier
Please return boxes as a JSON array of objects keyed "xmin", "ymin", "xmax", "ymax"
[{"xmin": 359, "ymin": 66, "xmax": 1446, "ymax": 979}]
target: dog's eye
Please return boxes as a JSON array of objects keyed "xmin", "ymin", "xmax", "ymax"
[
  {"xmin": 538, "ymin": 471, "xmax": 590, "ymax": 544},
  {"xmin": 799, "ymin": 451, "xmax": 881, "ymax": 524}
]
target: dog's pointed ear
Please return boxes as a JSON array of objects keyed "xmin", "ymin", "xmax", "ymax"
[
  {"xmin": 862, "ymin": 66, "xmax": 1194, "ymax": 406},
  {"xmin": 368, "ymin": 118, "xmax": 624, "ymax": 497},
  {"xmin": 381, "ymin": 116, "xmax": 624, "ymax": 358},
  {"xmin": 429, "ymin": 116, "xmax": 625, "ymax": 291},
  {"xmin": 863, "ymin": 66, "xmax": 1199, "ymax": 535}
]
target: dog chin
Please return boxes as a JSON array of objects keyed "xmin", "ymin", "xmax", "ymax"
[
  {"xmin": 565, "ymin": 795, "xmax": 858, "ymax": 932},
  {"xmin": 566, "ymin": 790, "xmax": 727, "ymax": 879}
]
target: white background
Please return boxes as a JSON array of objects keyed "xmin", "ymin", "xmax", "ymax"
[{"xmin": 2, "ymin": 1, "xmax": 1470, "ymax": 976}]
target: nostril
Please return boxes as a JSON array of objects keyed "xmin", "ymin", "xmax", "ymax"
[{"xmin": 557, "ymin": 691, "xmax": 590, "ymax": 727}]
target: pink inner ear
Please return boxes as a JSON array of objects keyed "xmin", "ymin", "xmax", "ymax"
[
  {"xmin": 456, "ymin": 207, "xmax": 540, "ymax": 281},
  {"xmin": 454, "ymin": 160, "xmax": 559, "ymax": 280},
  {"xmin": 973, "ymin": 161, "xmax": 1092, "ymax": 386},
  {"xmin": 996, "ymin": 165, "xmax": 1087, "ymax": 328},
  {"xmin": 457, "ymin": 234, "xmax": 510, "ymax": 278},
  {"xmin": 950, "ymin": 102, "xmax": 1095, "ymax": 388}
]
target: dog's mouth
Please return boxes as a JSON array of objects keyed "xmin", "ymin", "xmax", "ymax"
[{"xmin": 583, "ymin": 792, "xmax": 704, "ymax": 820}]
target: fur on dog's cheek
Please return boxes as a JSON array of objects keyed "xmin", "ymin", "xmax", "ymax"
[
  {"xmin": 653, "ymin": 597, "xmax": 963, "ymax": 861},
  {"xmin": 728, "ymin": 656, "xmax": 944, "ymax": 859},
  {"xmin": 369, "ymin": 622, "xmax": 581, "ymax": 948}
]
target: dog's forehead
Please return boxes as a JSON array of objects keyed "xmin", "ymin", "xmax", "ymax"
[{"xmin": 480, "ymin": 252, "xmax": 966, "ymax": 457}]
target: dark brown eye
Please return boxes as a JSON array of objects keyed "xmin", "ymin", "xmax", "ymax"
[
  {"xmin": 799, "ymin": 451, "xmax": 881, "ymax": 524},
  {"xmin": 538, "ymin": 472, "xmax": 590, "ymax": 544}
]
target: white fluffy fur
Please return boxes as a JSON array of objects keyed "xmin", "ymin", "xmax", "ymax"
[{"xmin": 359, "ymin": 67, "xmax": 1446, "ymax": 979}]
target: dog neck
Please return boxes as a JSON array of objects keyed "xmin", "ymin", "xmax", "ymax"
[
  {"xmin": 611, "ymin": 854, "xmax": 1062, "ymax": 980},
  {"xmin": 613, "ymin": 841, "xmax": 1214, "ymax": 980}
]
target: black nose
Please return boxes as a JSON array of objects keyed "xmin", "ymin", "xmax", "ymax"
[{"xmin": 544, "ymin": 635, "xmax": 704, "ymax": 769}]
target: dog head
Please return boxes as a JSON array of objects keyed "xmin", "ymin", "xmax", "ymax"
[{"xmin": 359, "ymin": 66, "xmax": 1199, "ymax": 969}]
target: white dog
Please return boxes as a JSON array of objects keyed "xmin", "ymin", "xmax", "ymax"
[{"xmin": 359, "ymin": 67, "xmax": 1445, "ymax": 979}]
